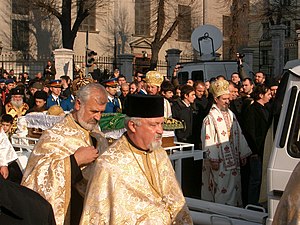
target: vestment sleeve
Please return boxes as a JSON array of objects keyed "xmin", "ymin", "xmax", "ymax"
[
  {"xmin": 0, "ymin": 130, "xmax": 18, "ymax": 166},
  {"xmin": 201, "ymin": 115, "xmax": 220, "ymax": 161}
]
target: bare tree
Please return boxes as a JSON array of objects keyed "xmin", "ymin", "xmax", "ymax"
[
  {"xmin": 149, "ymin": 0, "xmax": 196, "ymax": 70},
  {"xmin": 220, "ymin": 0, "xmax": 249, "ymax": 60},
  {"xmin": 28, "ymin": 0, "xmax": 108, "ymax": 49},
  {"xmin": 262, "ymin": 0, "xmax": 297, "ymax": 25}
]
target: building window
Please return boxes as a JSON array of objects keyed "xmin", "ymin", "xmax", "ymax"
[
  {"xmin": 282, "ymin": 0, "xmax": 291, "ymax": 6},
  {"xmin": 282, "ymin": 21, "xmax": 291, "ymax": 38},
  {"xmin": 178, "ymin": 5, "xmax": 191, "ymax": 41},
  {"xmin": 262, "ymin": 50, "xmax": 268, "ymax": 65},
  {"xmin": 12, "ymin": 20, "xmax": 29, "ymax": 51},
  {"xmin": 261, "ymin": 22, "xmax": 270, "ymax": 40},
  {"xmin": 135, "ymin": 0, "xmax": 150, "ymax": 36},
  {"xmin": 79, "ymin": 1, "xmax": 96, "ymax": 32},
  {"xmin": 285, "ymin": 48, "xmax": 290, "ymax": 63},
  {"xmin": 12, "ymin": 0, "xmax": 29, "ymax": 15}
]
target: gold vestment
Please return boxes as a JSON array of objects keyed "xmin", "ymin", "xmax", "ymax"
[
  {"xmin": 22, "ymin": 114, "xmax": 106, "ymax": 225},
  {"xmin": 80, "ymin": 135, "xmax": 193, "ymax": 225}
]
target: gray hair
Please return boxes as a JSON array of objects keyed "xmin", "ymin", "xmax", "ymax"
[
  {"xmin": 76, "ymin": 83, "xmax": 107, "ymax": 105},
  {"xmin": 124, "ymin": 116, "xmax": 142, "ymax": 130}
]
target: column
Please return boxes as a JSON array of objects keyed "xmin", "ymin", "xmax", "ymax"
[
  {"xmin": 53, "ymin": 48, "xmax": 74, "ymax": 80},
  {"xmin": 271, "ymin": 25, "xmax": 286, "ymax": 77},
  {"xmin": 118, "ymin": 54, "xmax": 134, "ymax": 82},
  {"xmin": 166, "ymin": 49, "xmax": 182, "ymax": 78}
]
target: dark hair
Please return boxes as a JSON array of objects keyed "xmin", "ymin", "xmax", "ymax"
[
  {"xmin": 160, "ymin": 80, "xmax": 174, "ymax": 93},
  {"xmin": 1, "ymin": 114, "xmax": 13, "ymax": 123},
  {"xmin": 193, "ymin": 80, "xmax": 205, "ymax": 88},
  {"xmin": 180, "ymin": 85, "xmax": 194, "ymax": 100},
  {"xmin": 256, "ymin": 71, "xmax": 266, "ymax": 78},
  {"xmin": 243, "ymin": 77, "xmax": 254, "ymax": 85},
  {"xmin": 60, "ymin": 75, "xmax": 70, "ymax": 82},
  {"xmin": 117, "ymin": 75, "xmax": 126, "ymax": 81},
  {"xmin": 216, "ymin": 75, "xmax": 226, "ymax": 80},
  {"xmin": 252, "ymin": 84, "xmax": 269, "ymax": 101}
]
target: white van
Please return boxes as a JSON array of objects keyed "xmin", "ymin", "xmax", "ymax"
[
  {"xmin": 267, "ymin": 62, "xmax": 300, "ymax": 224},
  {"xmin": 177, "ymin": 61, "xmax": 253, "ymax": 83}
]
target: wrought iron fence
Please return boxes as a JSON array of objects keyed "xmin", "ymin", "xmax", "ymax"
[
  {"xmin": 0, "ymin": 54, "xmax": 50, "ymax": 78},
  {"xmin": 0, "ymin": 53, "xmax": 170, "ymax": 80}
]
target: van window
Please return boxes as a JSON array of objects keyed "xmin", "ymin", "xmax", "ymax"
[
  {"xmin": 191, "ymin": 71, "xmax": 204, "ymax": 81},
  {"xmin": 287, "ymin": 90, "xmax": 300, "ymax": 158},
  {"xmin": 178, "ymin": 72, "xmax": 188, "ymax": 84}
]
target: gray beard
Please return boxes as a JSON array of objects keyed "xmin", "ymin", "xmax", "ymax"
[{"xmin": 11, "ymin": 99, "xmax": 23, "ymax": 108}]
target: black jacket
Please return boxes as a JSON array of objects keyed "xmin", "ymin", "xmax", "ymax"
[
  {"xmin": 243, "ymin": 101, "xmax": 272, "ymax": 157},
  {"xmin": 0, "ymin": 176, "xmax": 56, "ymax": 225},
  {"xmin": 171, "ymin": 99, "xmax": 194, "ymax": 143}
]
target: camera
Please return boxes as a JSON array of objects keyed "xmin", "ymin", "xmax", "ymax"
[{"xmin": 237, "ymin": 53, "xmax": 245, "ymax": 58}]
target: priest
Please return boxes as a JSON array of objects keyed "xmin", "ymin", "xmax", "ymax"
[
  {"xmin": 80, "ymin": 94, "xmax": 193, "ymax": 225},
  {"xmin": 22, "ymin": 83, "xmax": 108, "ymax": 225}
]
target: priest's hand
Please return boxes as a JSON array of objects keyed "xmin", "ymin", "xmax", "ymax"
[
  {"xmin": 74, "ymin": 146, "xmax": 99, "ymax": 167},
  {"xmin": 0, "ymin": 166, "xmax": 9, "ymax": 179}
]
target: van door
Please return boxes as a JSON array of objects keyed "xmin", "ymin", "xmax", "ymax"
[{"xmin": 267, "ymin": 67, "xmax": 300, "ymax": 224}]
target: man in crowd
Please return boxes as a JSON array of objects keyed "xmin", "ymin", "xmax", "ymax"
[
  {"xmin": 79, "ymin": 94, "xmax": 193, "ymax": 225},
  {"xmin": 0, "ymin": 114, "xmax": 13, "ymax": 139},
  {"xmin": 201, "ymin": 79, "xmax": 251, "ymax": 206},
  {"xmin": 46, "ymin": 80, "xmax": 63, "ymax": 109},
  {"xmin": 172, "ymin": 85, "xmax": 195, "ymax": 143},
  {"xmin": 117, "ymin": 75, "xmax": 126, "ymax": 86},
  {"xmin": 27, "ymin": 82, "xmax": 44, "ymax": 108},
  {"xmin": 119, "ymin": 82, "xmax": 129, "ymax": 110},
  {"xmin": 145, "ymin": 70, "xmax": 173, "ymax": 117},
  {"xmin": 5, "ymin": 87, "xmax": 29, "ymax": 133},
  {"xmin": 3, "ymin": 79, "xmax": 15, "ymax": 104},
  {"xmin": 231, "ymin": 72, "xmax": 241, "ymax": 85},
  {"xmin": 60, "ymin": 75, "xmax": 71, "ymax": 99},
  {"xmin": 242, "ymin": 78, "xmax": 254, "ymax": 97},
  {"xmin": 145, "ymin": 71, "xmax": 163, "ymax": 96},
  {"xmin": 30, "ymin": 72, "xmax": 45, "ymax": 84},
  {"xmin": 254, "ymin": 71, "xmax": 266, "ymax": 85},
  {"xmin": 22, "ymin": 83, "xmax": 108, "ymax": 225},
  {"xmin": 102, "ymin": 78, "xmax": 122, "ymax": 113},
  {"xmin": 44, "ymin": 60, "xmax": 56, "ymax": 81},
  {"xmin": 27, "ymin": 91, "xmax": 48, "ymax": 113}
]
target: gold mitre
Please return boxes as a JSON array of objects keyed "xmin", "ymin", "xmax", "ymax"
[
  {"xmin": 210, "ymin": 79, "xmax": 230, "ymax": 97},
  {"xmin": 145, "ymin": 70, "xmax": 164, "ymax": 87}
]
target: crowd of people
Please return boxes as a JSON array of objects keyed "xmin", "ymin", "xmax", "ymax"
[{"xmin": 0, "ymin": 61, "xmax": 288, "ymax": 224}]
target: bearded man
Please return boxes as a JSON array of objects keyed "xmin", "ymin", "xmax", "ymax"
[
  {"xmin": 22, "ymin": 83, "xmax": 108, "ymax": 225},
  {"xmin": 80, "ymin": 94, "xmax": 193, "ymax": 225},
  {"xmin": 201, "ymin": 79, "xmax": 251, "ymax": 206},
  {"xmin": 5, "ymin": 87, "xmax": 29, "ymax": 133}
]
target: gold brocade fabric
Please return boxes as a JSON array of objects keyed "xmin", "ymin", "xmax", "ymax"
[
  {"xmin": 21, "ymin": 114, "xmax": 104, "ymax": 225},
  {"xmin": 5, "ymin": 102, "xmax": 29, "ymax": 132},
  {"xmin": 80, "ymin": 135, "xmax": 193, "ymax": 225}
]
